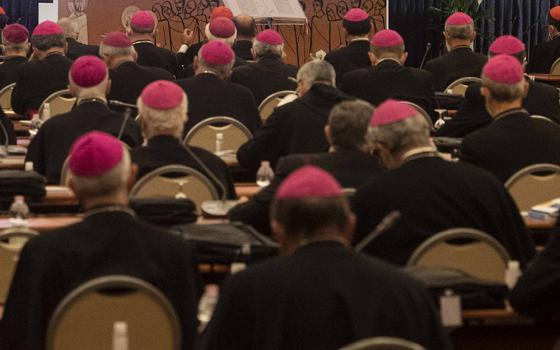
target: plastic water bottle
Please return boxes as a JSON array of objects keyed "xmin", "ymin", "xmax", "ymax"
[
  {"xmin": 215, "ymin": 133, "xmax": 224, "ymax": 156},
  {"xmin": 9, "ymin": 195, "xmax": 29, "ymax": 227},
  {"xmin": 256, "ymin": 161, "xmax": 274, "ymax": 187},
  {"xmin": 198, "ymin": 284, "xmax": 219, "ymax": 332},
  {"xmin": 112, "ymin": 321, "xmax": 128, "ymax": 350},
  {"xmin": 505, "ymin": 260, "xmax": 522, "ymax": 289},
  {"xmin": 41, "ymin": 103, "xmax": 51, "ymax": 121}
]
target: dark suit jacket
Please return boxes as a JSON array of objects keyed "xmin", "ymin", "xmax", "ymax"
[
  {"xmin": 236, "ymin": 84, "xmax": 353, "ymax": 173},
  {"xmin": 130, "ymin": 135, "xmax": 236, "ymax": 199},
  {"xmin": 352, "ymin": 156, "xmax": 536, "ymax": 267},
  {"xmin": 527, "ymin": 35, "xmax": 560, "ymax": 74},
  {"xmin": 66, "ymin": 38, "xmax": 100, "ymax": 60},
  {"xmin": 460, "ymin": 109, "xmax": 560, "ymax": 183},
  {"xmin": 0, "ymin": 55, "xmax": 27, "ymax": 90},
  {"xmin": 230, "ymin": 56, "xmax": 298, "ymax": 105},
  {"xmin": 25, "ymin": 101, "xmax": 142, "ymax": 184},
  {"xmin": 176, "ymin": 73, "xmax": 261, "ymax": 135},
  {"xmin": 324, "ymin": 39, "xmax": 371, "ymax": 86},
  {"xmin": 203, "ymin": 241, "xmax": 451, "ymax": 350},
  {"xmin": 133, "ymin": 41, "xmax": 179, "ymax": 77},
  {"xmin": 229, "ymin": 150, "xmax": 383, "ymax": 235},
  {"xmin": 177, "ymin": 41, "xmax": 204, "ymax": 70},
  {"xmin": 424, "ymin": 47, "xmax": 487, "ymax": 92},
  {"xmin": 436, "ymin": 80, "xmax": 560, "ymax": 137},
  {"xmin": 340, "ymin": 59, "xmax": 436, "ymax": 118},
  {"xmin": 232, "ymin": 40, "xmax": 254, "ymax": 61},
  {"xmin": 0, "ymin": 211, "xmax": 201, "ymax": 350},
  {"xmin": 0, "ymin": 107, "xmax": 16, "ymax": 145},
  {"xmin": 11, "ymin": 53, "xmax": 73, "ymax": 115},
  {"xmin": 181, "ymin": 56, "xmax": 247, "ymax": 79},
  {"xmin": 108, "ymin": 61, "xmax": 173, "ymax": 110}
]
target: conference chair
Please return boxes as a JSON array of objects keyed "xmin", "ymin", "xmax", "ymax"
[
  {"xmin": 407, "ymin": 228, "xmax": 510, "ymax": 283},
  {"xmin": 46, "ymin": 275, "xmax": 181, "ymax": 350},
  {"xmin": 400, "ymin": 101, "xmax": 435, "ymax": 131},
  {"xmin": 38, "ymin": 89, "xmax": 76, "ymax": 120},
  {"xmin": 444, "ymin": 77, "xmax": 482, "ymax": 97},
  {"xmin": 0, "ymin": 227, "xmax": 39, "ymax": 304},
  {"xmin": 530, "ymin": 115, "xmax": 555, "ymax": 123},
  {"xmin": 0, "ymin": 83, "xmax": 15, "ymax": 114},
  {"xmin": 339, "ymin": 337, "xmax": 426, "ymax": 350},
  {"xmin": 183, "ymin": 116, "xmax": 252, "ymax": 156},
  {"xmin": 550, "ymin": 57, "xmax": 560, "ymax": 75},
  {"xmin": 258, "ymin": 90, "xmax": 297, "ymax": 123},
  {"xmin": 130, "ymin": 165, "xmax": 219, "ymax": 213},
  {"xmin": 505, "ymin": 163, "xmax": 560, "ymax": 211}
]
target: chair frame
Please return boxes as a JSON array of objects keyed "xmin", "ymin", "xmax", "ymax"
[
  {"xmin": 0, "ymin": 227, "xmax": 40, "ymax": 240},
  {"xmin": 530, "ymin": 115, "xmax": 555, "ymax": 123},
  {"xmin": 340, "ymin": 337, "xmax": 426, "ymax": 350},
  {"xmin": 182, "ymin": 116, "xmax": 253, "ymax": 147},
  {"xmin": 444, "ymin": 77, "xmax": 482, "ymax": 95},
  {"xmin": 550, "ymin": 57, "xmax": 560, "ymax": 75},
  {"xmin": 400, "ymin": 101, "xmax": 435, "ymax": 131},
  {"xmin": 38, "ymin": 89, "xmax": 76, "ymax": 119},
  {"xmin": 505, "ymin": 163, "xmax": 560, "ymax": 188},
  {"xmin": 258, "ymin": 90, "xmax": 297, "ymax": 122},
  {"xmin": 0, "ymin": 82, "xmax": 16, "ymax": 112},
  {"xmin": 46, "ymin": 275, "xmax": 182, "ymax": 350}
]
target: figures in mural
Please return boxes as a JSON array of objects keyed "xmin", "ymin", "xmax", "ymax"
[
  {"xmin": 309, "ymin": 0, "xmax": 330, "ymax": 55},
  {"xmin": 67, "ymin": 0, "xmax": 89, "ymax": 43}
]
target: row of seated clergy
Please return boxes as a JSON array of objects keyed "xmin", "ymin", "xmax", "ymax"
[{"xmin": 526, "ymin": 6, "xmax": 560, "ymax": 74}]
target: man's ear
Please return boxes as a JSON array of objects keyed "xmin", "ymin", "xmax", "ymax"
[
  {"xmin": 368, "ymin": 51, "xmax": 377, "ymax": 65},
  {"xmin": 271, "ymin": 220, "xmax": 287, "ymax": 247},
  {"xmin": 400, "ymin": 51, "xmax": 408, "ymax": 65},
  {"xmin": 480, "ymin": 86, "xmax": 489, "ymax": 98},
  {"xmin": 106, "ymin": 79, "xmax": 112, "ymax": 96},
  {"xmin": 128, "ymin": 163, "xmax": 139, "ymax": 191},
  {"xmin": 343, "ymin": 213, "xmax": 356, "ymax": 244},
  {"xmin": 324, "ymin": 124, "xmax": 332, "ymax": 145},
  {"xmin": 193, "ymin": 56, "xmax": 198, "ymax": 72}
]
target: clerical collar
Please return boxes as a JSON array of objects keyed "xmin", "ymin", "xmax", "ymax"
[
  {"xmin": 452, "ymin": 45, "xmax": 471, "ymax": 51},
  {"xmin": 298, "ymin": 235, "xmax": 350, "ymax": 249},
  {"xmin": 350, "ymin": 37, "xmax": 370, "ymax": 43},
  {"xmin": 76, "ymin": 97, "xmax": 107, "ymax": 106},
  {"xmin": 134, "ymin": 40, "xmax": 154, "ymax": 45},
  {"xmin": 84, "ymin": 205, "xmax": 136, "ymax": 218},
  {"xmin": 377, "ymin": 58, "xmax": 401, "ymax": 65},
  {"xmin": 46, "ymin": 51, "xmax": 65, "ymax": 58},
  {"xmin": 401, "ymin": 146, "xmax": 439, "ymax": 164},
  {"xmin": 200, "ymin": 70, "xmax": 218, "ymax": 76},
  {"xmin": 494, "ymin": 108, "xmax": 528, "ymax": 122}
]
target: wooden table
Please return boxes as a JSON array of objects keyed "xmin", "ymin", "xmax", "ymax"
[
  {"xmin": 0, "ymin": 216, "xmax": 81, "ymax": 232},
  {"xmin": 529, "ymin": 74, "xmax": 560, "ymax": 88},
  {"xmin": 16, "ymin": 138, "xmax": 30, "ymax": 148},
  {"xmin": 235, "ymin": 183, "xmax": 260, "ymax": 198},
  {"xmin": 0, "ymin": 156, "xmax": 25, "ymax": 170},
  {"xmin": 40, "ymin": 186, "xmax": 78, "ymax": 206}
]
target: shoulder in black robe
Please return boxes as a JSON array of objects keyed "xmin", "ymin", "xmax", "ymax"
[
  {"xmin": 0, "ymin": 107, "xmax": 16, "ymax": 145},
  {"xmin": 0, "ymin": 55, "xmax": 27, "ymax": 90},
  {"xmin": 232, "ymin": 40, "xmax": 254, "ymax": 61},
  {"xmin": 133, "ymin": 42, "xmax": 179, "ymax": 78},
  {"xmin": 66, "ymin": 38, "xmax": 100, "ymax": 60},
  {"xmin": 424, "ymin": 47, "xmax": 487, "ymax": 92},
  {"xmin": 324, "ymin": 39, "xmax": 371, "ymax": 87}
]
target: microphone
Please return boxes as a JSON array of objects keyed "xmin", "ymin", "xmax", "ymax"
[
  {"xmin": 183, "ymin": 144, "xmax": 228, "ymax": 200},
  {"xmin": 109, "ymin": 100, "xmax": 138, "ymax": 109},
  {"xmin": 354, "ymin": 211, "xmax": 402, "ymax": 252},
  {"xmin": 419, "ymin": 42, "xmax": 432, "ymax": 70},
  {"xmin": 117, "ymin": 107, "xmax": 132, "ymax": 141}
]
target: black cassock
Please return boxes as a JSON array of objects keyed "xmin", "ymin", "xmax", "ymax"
[
  {"xmin": 25, "ymin": 101, "xmax": 142, "ymax": 184},
  {"xmin": 232, "ymin": 40, "xmax": 253, "ymax": 61},
  {"xmin": 460, "ymin": 109, "xmax": 560, "ymax": 183},
  {"xmin": 352, "ymin": 156, "xmax": 536, "ymax": 267},
  {"xmin": 436, "ymin": 80, "xmax": 560, "ymax": 138},
  {"xmin": 133, "ymin": 41, "xmax": 179, "ymax": 78},
  {"xmin": 424, "ymin": 47, "xmax": 487, "ymax": 92},
  {"xmin": 66, "ymin": 38, "xmax": 100, "ymax": 60},
  {"xmin": 230, "ymin": 56, "xmax": 298, "ymax": 105},
  {"xmin": 130, "ymin": 135, "xmax": 237, "ymax": 199},
  {"xmin": 0, "ymin": 211, "xmax": 201, "ymax": 350},
  {"xmin": 324, "ymin": 39, "xmax": 372, "ymax": 87},
  {"xmin": 11, "ymin": 53, "xmax": 73, "ymax": 116},
  {"xmin": 0, "ymin": 56, "xmax": 27, "ymax": 90},
  {"xmin": 0, "ymin": 108, "xmax": 16, "ymax": 145},
  {"xmin": 527, "ymin": 35, "xmax": 560, "ymax": 74},
  {"xmin": 202, "ymin": 241, "xmax": 452, "ymax": 350}
]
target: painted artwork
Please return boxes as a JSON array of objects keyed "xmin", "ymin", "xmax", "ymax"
[{"xmin": 59, "ymin": 0, "xmax": 387, "ymax": 66}]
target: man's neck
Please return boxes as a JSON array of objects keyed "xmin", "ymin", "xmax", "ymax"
[
  {"xmin": 282, "ymin": 228, "xmax": 350, "ymax": 255},
  {"xmin": 236, "ymin": 37, "xmax": 253, "ymax": 42},
  {"xmin": 377, "ymin": 57, "xmax": 401, "ymax": 65},
  {"xmin": 132, "ymin": 34, "xmax": 154, "ymax": 43},
  {"xmin": 488, "ymin": 101, "xmax": 524, "ymax": 118},
  {"xmin": 37, "ymin": 48, "xmax": 65, "ymax": 60},
  {"xmin": 347, "ymin": 34, "xmax": 369, "ymax": 43},
  {"xmin": 81, "ymin": 192, "xmax": 129, "ymax": 211},
  {"xmin": 5, "ymin": 50, "xmax": 27, "ymax": 58},
  {"xmin": 448, "ymin": 41, "xmax": 472, "ymax": 50},
  {"xmin": 110, "ymin": 56, "xmax": 135, "ymax": 69}
]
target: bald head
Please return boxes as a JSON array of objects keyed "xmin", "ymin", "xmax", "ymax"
[
  {"xmin": 58, "ymin": 17, "xmax": 79, "ymax": 40},
  {"xmin": 233, "ymin": 14, "xmax": 256, "ymax": 40}
]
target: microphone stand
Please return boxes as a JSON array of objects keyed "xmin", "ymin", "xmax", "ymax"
[
  {"xmin": 354, "ymin": 211, "xmax": 402, "ymax": 252},
  {"xmin": 419, "ymin": 42, "xmax": 432, "ymax": 70}
]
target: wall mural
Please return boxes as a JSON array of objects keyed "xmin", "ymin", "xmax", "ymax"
[{"xmin": 59, "ymin": 0, "xmax": 387, "ymax": 66}]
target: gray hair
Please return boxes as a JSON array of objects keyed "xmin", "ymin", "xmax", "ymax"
[
  {"xmin": 137, "ymin": 92, "xmax": 188, "ymax": 139},
  {"xmin": 481, "ymin": 76, "xmax": 526, "ymax": 102},
  {"xmin": 328, "ymin": 100, "xmax": 373, "ymax": 151},
  {"xmin": 253, "ymin": 40, "xmax": 283, "ymax": 58},
  {"xmin": 204, "ymin": 23, "xmax": 237, "ymax": 46},
  {"xmin": 445, "ymin": 23, "xmax": 475, "ymax": 40},
  {"xmin": 2, "ymin": 35, "xmax": 28, "ymax": 50},
  {"xmin": 58, "ymin": 17, "xmax": 79, "ymax": 39},
  {"xmin": 372, "ymin": 45, "xmax": 405, "ymax": 60},
  {"xmin": 99, "ymin": 43, "xmax": 136, "ymax": 59},
  {"xmin": 69, "ymin": 148, "xmax": 131, "ymax": 198},
  {"xmin": 369, "ymin": 114, "xmax": 431, "ymax": 156},
  {"xmin": 31, "ymin": 33, "xmax": 65, "ymax": 51},
  {"xmin": 196, "ymin": 53, "xmax": 234, "ymax": 80},
  {"xmin": 297, "ymin": 60, "xmax": 336, "ymax": 89}
]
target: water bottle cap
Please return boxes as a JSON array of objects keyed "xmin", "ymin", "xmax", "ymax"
[
  {"xmin": 113, "ymin": 321, "xmax": 128, "ymax": 333},
  {"xmin": 261, "ymin": 161, "xmax": 270, "ymax": 166},
  {"xmin": 24, "ymin": 161, "xmax": 33, "ymax": 171},
  {"xmin": 508, "ymin": 260, "xmax": 520, "ymax": 269},
  {"xmin": 216, "ymin": 133, "xmax": 223, "ymax": 140},
  {"xmin": 14, "ymin": 195, "xmax": 24, "ymax": 202}
]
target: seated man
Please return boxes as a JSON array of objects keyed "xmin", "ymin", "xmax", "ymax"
[
  {"xmin": 325, "ymin": 8, "xmax": 373, "ymax": 86},
  {"xmin": 231, "ymin": 29, "xmax": 297, "ymax": 105},
  {"xmin": 0, "ymin": 107, "xmax": 16, "ymax": 145},
  {"xmin": 176, "ymin": 40, "xmax": 260, "ymax": 136},
  {"xmin": 460, "ymin": 55, "xmax": 560, "ymax": 183},
  {"xmin": 100, "ymin": 32, "xmax": 173, "ymax": 111},
  {"xmin": 232, "ymin": 14, "xmax": 256, "ymax": 60},
  {"xmin": 1, "ymin": 132, "xmax": 200, "ymax": 350},
  {"xmin": 341, "ymin": 29, "xmax": 435, "ymax": 118},
  {"xmin": 352, "ymin": 100, "xmax": 535, "ymax": 267},
  {"xmin": 11, "ymin": 21, "xmax": 73, "ymax": 117},
  {"xmin": 26, "ymin": 56, "xmax": 142, "ymax": 183},
  {"xmin": 0, "ymin": 24, "xmax": 29, "ymax": 90},
  {"xmin": 237, "ymin": 60, "xmax": 352, "ymax": 173},
  {"xmin": 424, "ymin": 12, "xmax": 487, "ymax": 92},
  {"xmin": 58, "ymin": 17, "xmax": 99, "ymax": 60},
  {"xmin": 131, "ymin": 80, "xmax": 236, "ymax": 199},
  {"xmin": 527, "ymin": 6, "xmax": 560, "ymax": 73},
  {"xmin": 203, "ymin": 166, "xmax": 451, "ymax": 350},
  {"xmin": 437, "ymin": 35, "xmax": 560, "ymax": 137},
  {"xmin": 229, "ymin": 100, "xmax": 383, "ymax": 235}
]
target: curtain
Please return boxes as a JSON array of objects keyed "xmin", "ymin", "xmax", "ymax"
[{"xmin": 3, "ymin": 0, "xmax": 52, "ymax": 29}]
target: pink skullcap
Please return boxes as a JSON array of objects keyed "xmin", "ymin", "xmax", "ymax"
[
  {"xmin": 102, "ymin": 31, "xmax": 133, "ymax": 48},
  {"xmin": 446, "ymin": 12, "xmax": 473, "ymax": 26},
  {"xmin": 211, "ymin": 6, "xmax": 234, "ymax": 20},
  {"xmin": 3, "ymin": 24, "xmax": 29, "ymax": 43},
  {"xmin": 256, "ymin": 29, "xmax": 283, "ymax": 45},
  {"xmin": 483, "ymin": 55, "xmax": 524, "ymax": 85},
  {"xmin": 344, "ymin": 8, "xmax": 369, "ymax": 22},
  {"xmin": 550, "ymin": 6, "xmax": 560, "ymax": 21},
  {"xmin": 371, "ymin": 29, "xmax": 404, "ymax": 48},
  {"xmin": 209, "ymin": 17, "xmax": 236, "ymax": 38},
  {"xmin": 68, "ymin": 131, "xmax": 124, "ymax": 177},
  {"xmin": 200, "ymin": 40, "xmax": 234, "ymax": 65},
  {"xmin": 141, "ymin": 80, "xmax": 184, "ymax": 110},
  {"xmin": 276, "ymin": 166, "xmax": 342, "ymax": 200},
  {"xmin": 32, "ymin": 20, "xmax": 63, "ymax": 36},
  {"xmin": 489, "ymin": 35, "xmax": 525, "ymax": 56},
  {"xmin": 130, "ymin": 10, "xmax": 156, "ymax": 31},
  {"xmin": 70, "ymin": 56, "xmax": 107, "ymax": 88},
  {"xmin": 370, "ymin": 99, "xmax": 417, "ymax": 127}
]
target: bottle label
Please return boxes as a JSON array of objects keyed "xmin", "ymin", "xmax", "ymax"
[{"xmin": 440, "ymin": 292, "xmax": 462, "ymax": 327}]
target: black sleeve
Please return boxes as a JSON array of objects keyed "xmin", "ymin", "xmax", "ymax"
[
  {"xmin": 25, "ymin": 125, "xmax": 48, "ymax": 177},
  {"xmin": 0, "ymin": 108, "xmax": 16, "ymax": 145},
  {"xmin": 10, "ymin": 65, "xmax": 28, "ymax": 115}
]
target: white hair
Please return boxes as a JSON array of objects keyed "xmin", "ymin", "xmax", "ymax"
[
  {"xmin": 196, "ymin": 53, "xmax": 234, "ymax": 80},
  {"xmin": 58, "ymin": 17, "xmax": 79, "ymax": 39},
  {"xmin": 481, "ymin": 75, "xmax": 526, "ymax": 102},
  {"xmin": 297, "ymin": 60, "xmax": 336, "ymax": 90},
  {"xmin": 99, "ymin": 43, "xmax": 136, "ymax": 59},
  {"xmin": 445, "ymin": 23, "xmax": 475, "ymax": 40},
  {"xmin": 69, "ymin": 73, "xmax": 109, "ymax": 100},
  {"xmin": 368, "ymin": 114, "xmax": 431, "ymax": 155},
  {"xmin": 1, "ymin": 36, "xmax": 28, "ymax": 51},
  {"xmin": 204, "ymin": 23, "xmax": 237, "ymax": 46},
  {"xmin": 252, "ymin": 40, "xmax": 283, "ymax": 58},
  {"xmin": 137, "ymin": 93, "xmax": 188, "ymax": 139}
]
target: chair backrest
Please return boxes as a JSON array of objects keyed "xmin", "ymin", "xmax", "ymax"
[
  {"xmin": 130, "ymin": 165, "xmax": 219, "ymax": 212},
  {"xmin": 0, "ymin": 227, "xmax": 39, "ymax": 303},
  {"xmin": 505, "ymin": 163, "xmax": 560, "ymax": 211},
  {"xmin": 340, "ymin": 337, "xmax": 426, "ymax": 350},
  {"xmin": 407, "ymin": 228, "xmax": 510, "ymax": 283},
  {"xmin": 46, "ymin": 275, "xmax": 181, "ymax": 350},
  {"xmin": 400, "ymin": 101, "xmax": 434, "ymax": 131},
  {"xmin": 38, "ymin": 89, "xmax": 76, "ymax": 119},
  {"xmin": 183, "ymin": 116, "xmax": 252, "ymax": 155},
  {"xmin": 258, "ymin": 90, "xmax": 297, "ymax": 123},
  {"xmin": 60, "ymin": 156, "xmax": 71, "ymax": 186},
  {"xmin": 530, "ymin": 115, "xmax": 555, "ymax": 123},
  {"xmin": 444, "ymin": 77, "xmax": 482, "ymax": 96},
  {"xmin": 0, "ymin": 83, "xmax": 15, "ymax": 113},
  {"xmin": 551, "ymin": 57, "xmax": 560, "ymax": 75}
]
